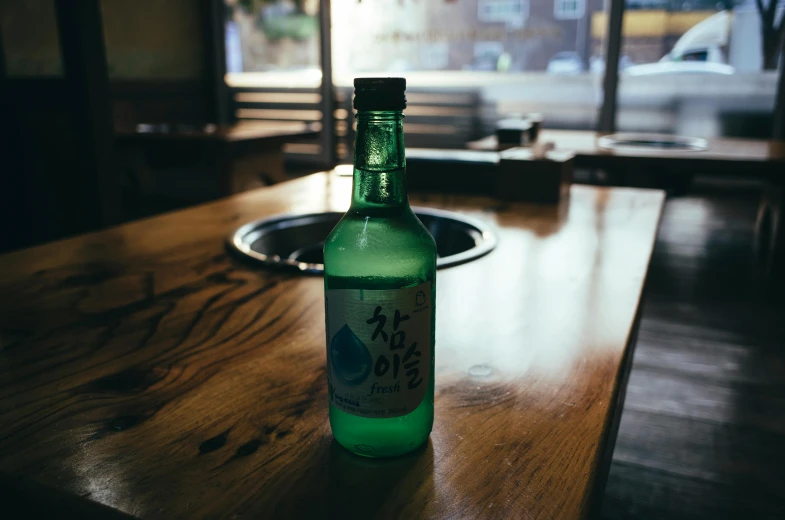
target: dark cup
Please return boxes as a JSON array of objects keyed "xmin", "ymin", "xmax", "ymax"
[{"xmin": 525, "ymin": 113, "xmax": 544, "ymax": 142}]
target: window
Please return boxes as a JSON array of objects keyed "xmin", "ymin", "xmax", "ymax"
[
  {"xmin": 555, "ymin": 0, "xmax": 586, "ymax": 21},
  {"xmin": 478, "ymin": 0, "xmax": 528, "ymax": 24},
  {"xmin": 225, "ymin": 0, "xmax": 609, "ymax": 162},
  {"xmin": 224, "ymin": 0, "xmax": 327, "ymax": 163},
  {"xmin": 224, "ymin": 0, "xmax": 320, "ymax": 74},
  {"xmin": 615, "ymin": 0, "xmax": 782, "ymax": 138}
]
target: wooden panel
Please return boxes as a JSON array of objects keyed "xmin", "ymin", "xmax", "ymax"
[
  {"xmin": 111, "ymin": 80, "xmax": 211, "ymax": 128},
  {"xmin": 611, "ymin": 408, "xmax": 785, "ymax": 486},
  {"xmin": 623, "ymin": 368, "xmax": 785, "ymax": 433},
  {"xmin": 100, "ymin": 0, "xmax": 205, "ymax": 80},
  {"xmin": 603, "ymin": 460, "xmax": 784, "ymax": 520},
  {"xmin": 0, "ymin": 100, "xmax": 84, "ymax": 250},
  {"xmin": 0, "ymin": 174, "xmax": 664, "ymax": 519},
  {"xmin": 0, "ymin": 0, "xmax": 121, "ymax": 251},
  {"xmin": 632, "ymin": 330, "xmax": 785, "ymax": 386},
  {"xmin": 0, "ymin": 0, "xmax": 63, "ymax": 76},
  {"xmin": 230, "ymin": 86, "xmax": 326, "ymax": 162},
  {"xmin": 602, "ymin": 181, "xmax": 785, "ymax": 519}
]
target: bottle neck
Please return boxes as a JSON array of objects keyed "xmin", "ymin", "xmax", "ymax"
[{"xmin": 352, "ymin": 110, "xmax": 408, "ymax": 209}]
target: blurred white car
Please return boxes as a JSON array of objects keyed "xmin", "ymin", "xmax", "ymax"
[
  {"xmin": 623, "ymin": 61, "xmax": 735, "ymax": 76},
  {"xmin": 546, "ymin": 52, "xmax": 584, "ymax": 75}
]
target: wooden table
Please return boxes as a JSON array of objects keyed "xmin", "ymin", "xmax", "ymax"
[
  {"xmin": 467, "ymin": 130, "xmax": 785, "ymax": 267},
  {"xmin": 467, "ymin": 130, "xmax": 785, "ymax": 177},
  {"xmin": 115, "ymin": 121, "xmax": 320, "ymax": 203},
  {"xmin": 0, "ymin": 173, "xmax": 664, "ymax": 519}
]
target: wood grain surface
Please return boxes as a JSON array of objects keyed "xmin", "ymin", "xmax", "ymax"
[{"xmin": 0, "ymin": 173, "xmax": 664, "ymax": 519}]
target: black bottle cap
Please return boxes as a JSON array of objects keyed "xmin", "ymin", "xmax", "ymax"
[{"xmin": 353, "ymin": 77, "xmax": 407, "ymax": 111}]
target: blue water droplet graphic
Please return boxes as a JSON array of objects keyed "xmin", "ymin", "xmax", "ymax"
[{"xmin": 330, "ymin": 324, "xmax": 372, "ymax": 386}]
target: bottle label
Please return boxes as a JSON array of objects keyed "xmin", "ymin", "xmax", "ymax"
[{"xmin": 325, "ymin": 282, "xmax": 432, "ymax": 419}]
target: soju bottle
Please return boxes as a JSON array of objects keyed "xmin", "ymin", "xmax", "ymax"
[{"xmin": 323, "ymin": 78, "xmax": 437, "ymax": 457}]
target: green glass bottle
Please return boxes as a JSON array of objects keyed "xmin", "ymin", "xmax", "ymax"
[{"xmin": 323, "ymin": 78, "xmax": 437, "ymax": 458}]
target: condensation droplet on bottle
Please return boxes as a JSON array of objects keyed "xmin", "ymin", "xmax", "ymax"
[{"xmin": 468, "ymin": 364, "xmax": 493, "ymax": 378}]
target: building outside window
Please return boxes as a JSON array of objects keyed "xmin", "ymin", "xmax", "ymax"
[
  {"xmin": 555, "ymin": 0, "xmax": 586, "ymax": 21},
  {"xmin": 477, "ymin": 0, "xmax": 529, "ymax": 24}
]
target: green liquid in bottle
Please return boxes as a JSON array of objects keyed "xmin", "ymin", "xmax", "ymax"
[{"xmin": 324, "ymin": 78, "xmax": 436, "ymax": 457}]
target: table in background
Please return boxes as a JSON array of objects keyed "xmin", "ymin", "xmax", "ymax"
[
  {"xmin": 468, "ymin": 130, "xmax": 785, "ymax": 269},
  {"xmin": 115, "ymin": 121, "xmax": 320, "ymax": 205},
  {"xmin": 467, "ymin": 130, "xmax": 785, "ymax": 175}
]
